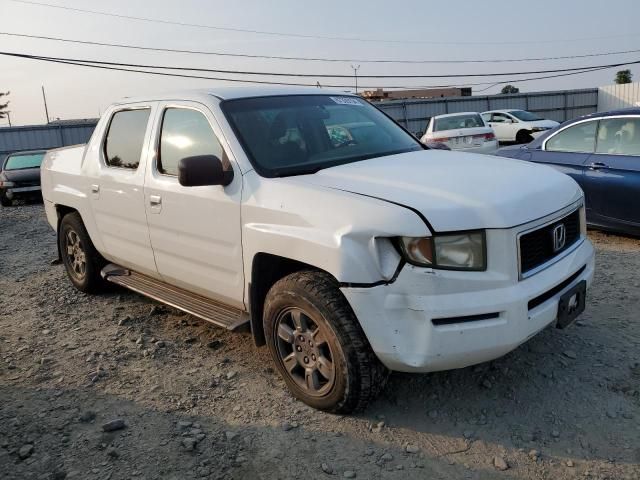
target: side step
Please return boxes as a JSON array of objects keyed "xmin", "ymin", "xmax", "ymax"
[{"xmin": 101, "ymin": 264, "xmax": 248, "ymax": 331}]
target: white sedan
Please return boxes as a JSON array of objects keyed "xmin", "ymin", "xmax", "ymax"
[
  {"xmin": 421, "ymin": 112, "xmax": 498, "ymax": 154},
  {"xmin": 481, "ymin": 109, "xmax": 559, "ymax": 144}
]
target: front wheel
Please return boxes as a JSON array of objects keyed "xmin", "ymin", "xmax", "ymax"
[
  {"xmin": 516, "ymin": 130, "xmax": 533, "ymax": 144},
  {"xmin": 59, "ymin": 212, "xmax": 107, "ymax": 293},
  {"xmin": 0, "ymin": 192, "xmax": 12, "ymax": 207},
  {"xmin": 264, "ymin": 271, "xmax": 388, "ymax": 413}
]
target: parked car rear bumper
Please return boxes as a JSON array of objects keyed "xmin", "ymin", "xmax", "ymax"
[
  {"xmin": 460, "ymin": 140, "xmax": 499, "ymax": 154},
  {"xmin": 4, "ymin": 185, "xmax": 42, "ymax": 199}
]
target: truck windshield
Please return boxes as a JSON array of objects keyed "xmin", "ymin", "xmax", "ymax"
[
  {"xmin": 4, "ymin": 152, "xmax": 45, "ymax": 170},
  {"xmin": 222, "ymin": 95, "xmax": 422, "ymax": 177}
]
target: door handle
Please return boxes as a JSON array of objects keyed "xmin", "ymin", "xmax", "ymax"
[
  {"xmin": 90, "ymin": 184, "xmax": 100, "ymax": 193},
  {"xmin": 588, "ymin": 162, "xmax": 609, "ymax": 170},
  {"xmin": 149, "ymin": 195, "xmax": 162, "ymax": 206}
]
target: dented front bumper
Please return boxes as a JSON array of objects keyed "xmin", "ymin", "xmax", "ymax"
[{"xmin": 341, "ymin": 232, "xmax": 595, "ymax": 373}]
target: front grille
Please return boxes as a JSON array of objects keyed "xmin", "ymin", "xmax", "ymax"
[{"xmin": 519, "ymin": 209, "xmax": 581, "ymax": 276}]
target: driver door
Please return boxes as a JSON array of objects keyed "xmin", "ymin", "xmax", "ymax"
[
  {"xmin": 143, "ymin": 101, "xmax": 244, "ymax": 308},
  {"xmin": 487, "ymin": 113, "xmax": 515, "ymax": 142}
]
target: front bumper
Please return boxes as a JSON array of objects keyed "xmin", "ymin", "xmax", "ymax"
[{"xmin": 341, "ymin": 230, "xmax": 594, "ymax": 373}]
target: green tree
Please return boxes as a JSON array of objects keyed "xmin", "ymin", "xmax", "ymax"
[
  {"xmin": 615, "ymin": 69, "xmax": 632, "ymax": 84},
  {"xmin": 501, "ymin": 85, "xmax": 520, "ymax": 94},
  {"xmin": 0, "ymin": 91, "xmax": 9, "ymax": 120}
]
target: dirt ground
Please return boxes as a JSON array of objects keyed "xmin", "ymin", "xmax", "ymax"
[{"xmin": 0, "ymin": 203, "xmax": 638, "ymax": 480}]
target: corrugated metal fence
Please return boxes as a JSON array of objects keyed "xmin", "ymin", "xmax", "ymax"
[
  {"xmin": 0, "ymin": 88, "xmax": 605, "ymax": 157},
  {"xmin": 598, "ymin": 82, "xmax": 640, "ymax": 111},
  {"xmin": 0, "ymin": 120, "xmax": 98, "ymax": 159},
  {"xmin": 374, "ymin": 88, "xmax": 599, "ymax": 136}
]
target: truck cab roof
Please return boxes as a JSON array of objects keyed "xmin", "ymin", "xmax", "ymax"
[{"xmin": 114, "ymin": 86, "xmax": 353, "ymax": 105}]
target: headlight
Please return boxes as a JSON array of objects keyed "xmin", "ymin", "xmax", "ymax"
[
  {"xmin": 530, "ymin": 127, "xmax": 550, "ymax": 132},
  {"xmin": 398, "ymin": 232, "xmax": 486, "ymax": 271}
]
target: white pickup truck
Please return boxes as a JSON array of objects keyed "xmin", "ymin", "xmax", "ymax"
[{"xmin": 41, "ymin": 87, "xmax": 595, "ymax": 412}]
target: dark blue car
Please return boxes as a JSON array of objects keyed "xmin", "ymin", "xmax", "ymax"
[{"xmin": 495, "ymin": 108, "xmax": 640, "ymax": 236}]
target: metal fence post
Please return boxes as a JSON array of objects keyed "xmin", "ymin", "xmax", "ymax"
[{"xmin": 402, "ymin": 102, "xmax": 409, "ymax": 129}]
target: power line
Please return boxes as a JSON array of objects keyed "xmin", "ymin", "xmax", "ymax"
[
  {"xmin": 2, "ymin": 31, "xmax": 640, "ymax": 64},
  {"xmin": 7, "ymin": 0, "xmax": 640, "ymax": 46},
  {"xmin": 1, "ymin": 49, "xmax": 639, "ymax": 79},
  {"xmin": 0, "ymin": 50, "xmax": 621, "ymax": 90}
]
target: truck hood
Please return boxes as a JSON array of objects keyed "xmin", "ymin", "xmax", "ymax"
[{"xmin": 294, "ymin": 150, "xmax": 581, "ymax": 231}]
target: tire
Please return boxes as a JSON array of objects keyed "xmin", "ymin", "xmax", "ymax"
[
  {"xmin": 264, "ymin": 270, "xmax": 389, "ymax": 413},
  {"xmin": 516, "ymin": 130, "xmax": 533, "ymax": 144},
  {"xmin": 58, "ymin": 212, "xmax": 107, "ymax": 293},
  {"xmin": 0, "ymin": 192, "xmax": 12, "ymax": 207}
]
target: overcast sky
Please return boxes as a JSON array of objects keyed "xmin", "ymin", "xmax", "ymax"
[{"xmin": 1, "ymin": 0, "xmax": 639, "ymax": 126}]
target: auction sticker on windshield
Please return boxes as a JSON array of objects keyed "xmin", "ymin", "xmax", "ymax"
[{"xmin": 330, "ymin": 97, "xmax": 363, "ymax": 106}]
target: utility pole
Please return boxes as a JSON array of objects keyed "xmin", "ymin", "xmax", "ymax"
[
  {"xmin": 42, "ymin": 86, "xmax": 50, "ymax": 124},
  {"xmin": 350, "ymin": 64, "xmax": 361, "ymax": 94}
]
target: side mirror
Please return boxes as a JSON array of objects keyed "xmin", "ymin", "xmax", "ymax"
[{"xmin": 178, "ymin": 155, "xmax": 233, "ymax": 187}]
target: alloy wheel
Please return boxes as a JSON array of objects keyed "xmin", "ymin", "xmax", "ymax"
[
  {"xmin": 275, "ymin": 307, "xmax": 336, "ymax": 397},
  {"xmin": 64, "ymin": 229, "xmax": 87, "ymax": 280}
]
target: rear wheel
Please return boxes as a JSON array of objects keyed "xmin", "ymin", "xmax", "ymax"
[
  {"xmin": 264, "ymin": 270, "xmax": 388, "ymax": 413},
  {"xmin": 59, "ymin": 212, "xmax": 107, "ymax": 293}
]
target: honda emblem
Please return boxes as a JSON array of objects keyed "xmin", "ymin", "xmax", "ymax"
[{"xmin": 552, "ymin": 224, "xmax": 566, "ymax": 252}]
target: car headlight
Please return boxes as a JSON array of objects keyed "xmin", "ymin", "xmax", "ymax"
[
  {"xmin": 397, "ymin": 232, "xmax": 486, "ymax": 271},
  {"xmin": 530, "ymin": 127, "xmax": 550, "ymax": 132}
]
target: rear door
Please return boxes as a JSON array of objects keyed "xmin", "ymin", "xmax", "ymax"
[
  {"xmin": 143, "ymin": 101, "xmax": 244, "ymax": 308},
  {"xmin": 583, "ymin": 116, "xmax": 640, "ymax": 226},
  {"xmin": 89, "ymin": 103, "xmax": 160, "ymax": 278}
]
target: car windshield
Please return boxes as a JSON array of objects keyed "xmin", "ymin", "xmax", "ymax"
[
  {"xmin": 4, "ymin": 152, "xmax": 45, "ymax": 170},
  {"xmin": 433, "ymin": 113, "xmax": 485, "ymax": 131},
  {"xmin": 510, "ymin": 110, "xmax": 543, "ymax": 121},
  {"xmin": 221, "ymin": 95, "xmax": 423, "ymax": 177}
]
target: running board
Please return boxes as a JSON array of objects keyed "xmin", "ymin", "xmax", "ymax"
[{"xmin": 101, "ymin": 264, "xmax": 248, "ymax": 331}]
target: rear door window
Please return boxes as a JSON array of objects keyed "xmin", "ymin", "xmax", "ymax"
[
  {"xmin": 4, "ymin": 152, "xmax": 45, "ymax": 170},
  {"xmin": 545, "ymin": 121, "xmax": 597, "ymax": 153},
  {"xmin": 158, "ymin": 108, "xmax": 226, "ymax": 176},
  {"xmin": 596, "ymin": 117, "xmax": 640, "ymax": 156},
  {"xmin": 104, "ymin": 108, "xmax": 151, "ymax": 169}
]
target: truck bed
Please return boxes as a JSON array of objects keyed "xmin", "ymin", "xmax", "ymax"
[{"xmin": 41, "ymin": 144, "xmax": 88, "ymax": 228}]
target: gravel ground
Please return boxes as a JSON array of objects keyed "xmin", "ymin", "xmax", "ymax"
[{"xmin": 0, "ymin": 203, "xmax": 639, "ymax": 480}]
